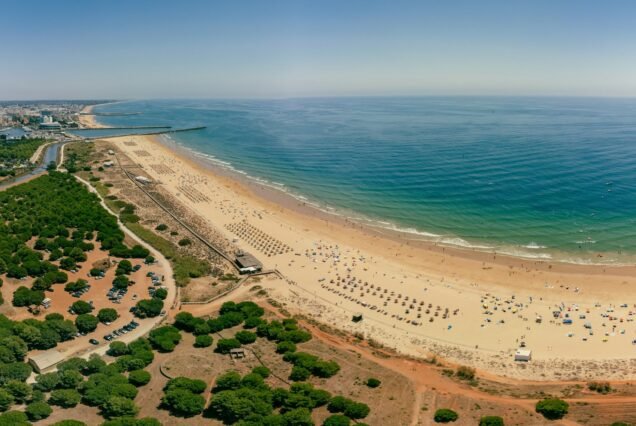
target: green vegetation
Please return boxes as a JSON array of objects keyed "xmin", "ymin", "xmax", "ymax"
[
  {"xmin": 161, "ymin": 377, "xmax": 206, "ymax": 417},
  {"xmin": 194, "ymin": 335, "xmax": 213, "ymax": 348},
  {"xmin": 25, "ymin": 400, "xmax": 52, "ymax": 421},
  {"xmin": 75, "ymin": 314, "xmax": 98, "ymax": 333},
  {"xmin": 456, "ymin": 365, "xmax": 476, "ymax": 381},
  {"xmin": 97, "ymin": 308, "xmax": 119, "ymax": 323},
  {"xmin": 365, "ymin": 377, "xmax": 381, "ymax": 388},
  {"xmin": 148, "ymin": 326, "xmax": 182, "ymax": 352},
  {"xmin": 433, "ymin": 408, "xmax": 459, "ymax": 423},
  {"xmin": 125, "ymin": 222, "xmax": 210, "ymax": 286},
  {"xmin": 71, "ymin": 300, "xmax": 93, "ymax": 315},
  {"xmin": 535, "ymin": 398, "xmax": 569, "ymax": 420},
  {"xmin": 128, "ymin": 370, "xmax": 151, "ymax": 387},
  {"xmin": 587, "ymin": 381, "xmax": 611, "ymax": 394},
  {"xmin": 135, "ymin": 297, "xmax": 164, "ymax": 318},
  {"xmin": 479, "ymin": 416, "xmax": 505, "ymax": 426},
  {"xmin": 0, "ymin": 138, "xmax": 47, "ymax": 175}
]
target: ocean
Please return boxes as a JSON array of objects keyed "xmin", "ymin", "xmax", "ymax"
[{"xmin": 74, "ymin": 97, "xmax": 636, "ymax": 264}]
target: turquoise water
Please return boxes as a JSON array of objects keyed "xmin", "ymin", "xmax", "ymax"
[{"xmin": 89, "ymin": 98, "xmax": 636, "ymax": 263}]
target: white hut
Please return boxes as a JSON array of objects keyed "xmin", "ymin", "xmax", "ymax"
[{"xmin": 514, "ymin": 349, "xmax": 532, "ymax": 362}]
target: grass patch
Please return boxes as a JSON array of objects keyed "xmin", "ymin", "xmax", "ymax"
[
  {"xmin": 92, "ymin": 181, "xmax": 110, "ymax": 198},
  {"xmin": 125, "ymin": 223, "xmax": 210, "ymax": 286}
]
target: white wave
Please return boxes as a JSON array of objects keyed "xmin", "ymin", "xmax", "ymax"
[
  {"xmin": 440, "ymin": 237, "xmax": 494, "ymax": 250},
  {"xmin": 523, "ymin": 242, "xmax": 547, "ymax": 249},
  {"xmin": 496, "ymin": 248, "xmax": 553, "ymax": 260}
]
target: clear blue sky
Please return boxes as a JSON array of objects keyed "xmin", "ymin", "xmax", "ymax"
[{"xmin": 2, "ymin": 0, "xmax": 636, "ymax": 99}]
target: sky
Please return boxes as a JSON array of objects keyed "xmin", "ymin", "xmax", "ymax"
[{"xmin": 2, "ymin": 0, "xmax": 636, "ymax": 99}]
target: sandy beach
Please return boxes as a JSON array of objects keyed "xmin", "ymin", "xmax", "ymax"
[
  {"xmin": 102, "ymin": 133, "xmax": 636, "ymax": 380},
  {"xmin": 78, "ymin": 104, "xmax": 105, "ymax": 128}
]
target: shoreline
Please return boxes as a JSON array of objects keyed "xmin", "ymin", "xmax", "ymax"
[
  {"xmin": 158, "ymin": 133, "xmax": 636, "ymax": 275},
  {"xmin": 86, "ymin": 104, "xmax": 635, "ymax": 267},
  {"xmin": 96, "ymin": 130, "xmax": 636, "ymax": 380}
]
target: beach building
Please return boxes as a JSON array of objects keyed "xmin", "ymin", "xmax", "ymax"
[
  {"xmin": 234, "ymin": 250, "xmax": 262, "ymax": 274},
  {"xmin": 514, "ymin": 349, "xmax": 532, "ymax": 362},
  {"xmin": 29, "ymin": 350, "xmax": 65, "ymax": 373}
]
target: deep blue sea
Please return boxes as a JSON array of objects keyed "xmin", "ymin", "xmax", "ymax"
[{"xmin": 75, "ymin": 97, "xmax": 636, "ymax": 263}]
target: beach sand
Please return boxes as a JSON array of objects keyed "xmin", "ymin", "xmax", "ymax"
[
  {"xmin": 78, "ymin": 105, "xmax": 105, "ymax": 128},
  {"xmin": 104, "ymin": 133, "xmax": 636, "ymax": 380}
]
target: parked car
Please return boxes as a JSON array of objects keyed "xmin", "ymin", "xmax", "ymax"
[{"xmin": 89, "ymin": 339, "xmax": 99, "ymax": 345}]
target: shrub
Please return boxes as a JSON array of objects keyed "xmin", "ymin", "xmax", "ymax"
[
  {"xmin": 75, "ymin": 314, "xmax": 98, "ymax": 333},
  {"xmin": 25, "ymin": 401, "xmax": 52, "ymax": 421},
  {"xmin": 0, "ymin": 411, "xmax": 30, "ymax": 425},
  {"xmin": 588, "ymin": 381, "xmax": 611, "ymax": 394},
  {"xmin": 178, "ymin": 238, "xmax": 192, "ymax": 246},
  {"xmin": 154, "ymin": 288, "xmax": 168, "ymax": 300},
  {"xmin": 323, "ymin": 414, "xmax": 351, "ymax": 426},
  {"xmin": 4, "ymin": 380, "xmax": 31, "ymax": 402},
  {"xmin": 479, "ymin": 416, "xmax": 505, "ymax": 426},
  {"xmin": 365, "ymin": 377, "xmax": 381, "ymax": 388},
  {"xmin": 128, "ymin": 370, "xmax": 151, "ymax": 387},
  {"xmin": 327, "ymin": 396, "xmax": 349, "ymax": 413},
  {"xmin": 276, "ymin": 341, "xmax": 297, "ymax": 354},
  {"xmin": 216, "ymin": 338, "xmax": 241, "ymax": 354},
  {"xmin": 456, "ymin": 365, "xmax": 476, "ymax": 381},
  {"xmin": 194, "ymin": 335, "xmax": 213, "ymax": 348},
  {"xmin": 162, "ymin": 388, "xmax": 205, "ymax": 417},
  {"xmin": 213, "ymin": 372, "xmax": 241, "ymax": 391},
  {"xmin": 113, "ymin": 275, "xmax": 130, "ymax": 289},
  {"xmin": 251, "ymin": 366, "xmax": 270, "ymax": 378},
  {"xmin": 344, "ymin": 401, "xmax": 370, "ymax": 419},
  {"xmin": 71, "ymin": 300, "xmax": 93, "ymax": 314},
  {"xmin": 50, "ymin": 421, "xmax": 87, "ymax": 426},
  {"xmin": 97, "ymin": 308, "xmax": 119, "ymax": 323},
  {"xmin": 35, "ymin": 372, "xmax": 60, "ymax": 392},
  {"xmin": 102, "ymin": 395, "xmax": 139, "ymax": 419},
  {"xmin": 235, "ymin": 330, "xmax": 257, "ymax": 345},
  {"xmin": 148, "ymin": 326, "xmax": 181, "ymax": 352},
  {"xmin": 108, "ymin": 341, "xmax": 130, "ymax": 357},
  {"xmin": 155, "ymin": 224, "xmax": 168, "ymax": 231},
  {"xmin": 135, "ymin": 298, "xmax": 163, "ymax": 318},
  {"xmin": 0, "ymin": 388, "xmax": 14, "ymax": 411},
  {"xmin": 535, "ymin": 398, "xmax": 569, "ymax": 420},
  {"xmin": 289, "ymin": 366, "xmax": 311, "ymax": 381},
  {"xmin": 165, "ymin": 377, "xmax": 206, "ymax": 394},
  {"xmin": 49, "ymin": 388, "xmax": 81, "ymax": 408},
  {"xmin": 434, "ymin": 408, "xmax": 458, "ymax": 423}
]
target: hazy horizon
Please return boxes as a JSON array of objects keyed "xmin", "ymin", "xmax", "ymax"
[{"xmin": 3, "ymin": 0, "xmax": 636, "ymax": 99}]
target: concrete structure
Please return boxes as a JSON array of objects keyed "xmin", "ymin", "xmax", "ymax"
[
  {"xmin": 234, "ymin": 250, "xmax": 262, "ymax": 274},
  {"xmin": 230, "ymin": 348, "xmax": 246, "ymax": 359},
  {"xmin": 29, "ymin": 350, "xmax": 66, "ymax": 373},
  {"xmin": 514, "ymin": 349, "xmax": 532, "ymax": 362}
]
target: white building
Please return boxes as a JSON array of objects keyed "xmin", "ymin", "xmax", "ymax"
[{"xmin": 514, "ymin": 349, "xmax": 532, "ymax": 362}]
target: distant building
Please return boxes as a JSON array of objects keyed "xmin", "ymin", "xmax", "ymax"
[
  {"xmin": 29, "ymin": 350, "xmax": 66, "ymax": 373},
  {"xmin": 39, "ymin": 115, "xmax": 62, "ymax": 131}
]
